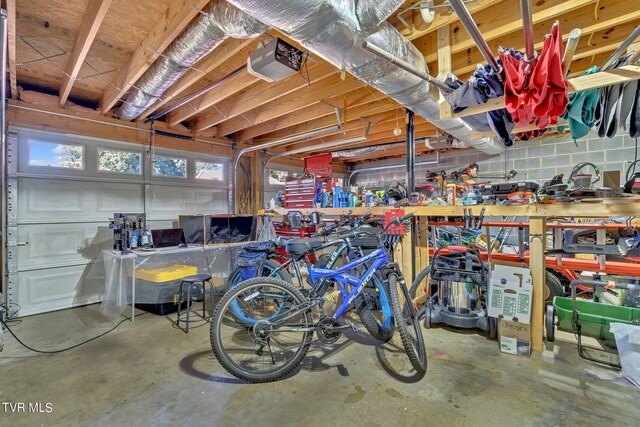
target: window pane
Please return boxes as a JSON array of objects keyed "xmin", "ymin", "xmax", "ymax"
[
  {"xmin": 28, "ymin": 140, "xmax": 84, "ymax": 169},
  {"xmin": 152, "ymin": 155, "xmax": 186, "ymax": 177},
  {"xmin": 268, "ymin": 170, "xmax": 289, "ymax": 185},
  {"xmin": 98, "ymin": 148, "xmax": 141, "ymax": 174},
  {"xmin": 195, "ymin": 161, "xmax": 224, "ymax": 181}
]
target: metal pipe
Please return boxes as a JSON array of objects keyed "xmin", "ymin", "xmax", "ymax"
[
  {"xmin": 562, "ymin": 28, "xmax": 582, "ymax": 77},
  {"xmin": 406, "ymin": 110, "xmax": 415, "ymax": 194},
  {"xmin": 362, "ymin": 41, "xmax": 450, "ymax": 92},
  {"xmin": 232, "ymin": 123, "xmax": 342, "ymax": 213},
  {"xmin": 519, "ymin": 0, "xmax": 536, "ymax": 64},
  {"xmin": 147, "ymin": 65, "xmax": 246, "ymax": 122},
  {"xmin": 347, "ymin": 151, "xmax": 440, "ymax": 186},
  {"xmin": 599, "ymin": 24, "xmax": 640, "ymax": 71},
  {"xmin": 448, "ymin": 0, "xmax": 501, "ymax": 75},
  {"xmin": 0, "ymin": 9, "xmax": 7, "ymax": 331}
]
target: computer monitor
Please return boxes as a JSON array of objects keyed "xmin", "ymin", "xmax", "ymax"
[{"xmin": 151, "ymin": 228, "xmax": 186, "ymax": 248}]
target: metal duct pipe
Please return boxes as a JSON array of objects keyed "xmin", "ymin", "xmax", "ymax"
[
  {"xmin": 232, "ymin": 123, "xmax": 342, "ymax": 212},
  {"xmin": 347, "ymin": 151, "xmax": 440, "ymax": 186},
  {"xmin": 117, "ymin": 1, "xmax": 267, "ymax": 120},
  {"xmin": 226, "ymin": 0, "xmax": 505, "ymax": 155},
  {"xmin": 357, "ymin": 0, "xmax": 406, "ymax": 31}
]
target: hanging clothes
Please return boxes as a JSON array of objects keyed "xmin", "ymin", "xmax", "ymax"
[
  {"xmin": 441, "ymin": 63, "xmax": 514, "ymax": 146},
  {"xmin": 500, "ymin": 21, "xmax": 569, "ymax": 133},
  {"xmin": 560, "ymin": 66, "xmax": 601, "ymax": 141},
  {"xmin": 594, "ymin": 53, "xmax": 635, "ymax": 138}
]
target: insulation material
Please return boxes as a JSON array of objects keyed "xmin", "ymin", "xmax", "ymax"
[
  {"xmin": 227, "ymin": 0, "xmax": 505, "ymax": 155},
  {"xmin": 117, "ymin": 1, "xmax": 267, "ymax": 120}
]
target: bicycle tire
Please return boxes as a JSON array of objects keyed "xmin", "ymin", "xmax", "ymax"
[
  {"xmin": 354, "ymin": 273, "xmax": 394, "ymax": 341},
  {"xmin": 388, "ymin": 272, "xmax": 427, "ymax": 374},
  {"xmin": 210, "ymin": 277, "xmax": 312, "ymax": 383},
  {"xmin": 226, "ymin": 260, "xmax": 293, "ymax": 324}
]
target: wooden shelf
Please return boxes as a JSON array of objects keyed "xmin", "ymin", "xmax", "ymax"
[{"xmin": 440, "ymin": 64, "xmax": 640, "ymax": 120}]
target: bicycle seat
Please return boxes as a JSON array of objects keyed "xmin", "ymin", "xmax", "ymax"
[{"xmin": 285, "ymin": 237, "xmax": 323, "ymax": 257}]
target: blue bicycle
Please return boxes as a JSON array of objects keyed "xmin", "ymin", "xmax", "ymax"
[{"xmin": 210, "ymin": 213, "xmax": 426, "ymax": 383}]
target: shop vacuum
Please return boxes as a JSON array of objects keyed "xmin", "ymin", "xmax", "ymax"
[{"xmin": 418, "ymin": 246, "xmax": 497, "ymax": 338}]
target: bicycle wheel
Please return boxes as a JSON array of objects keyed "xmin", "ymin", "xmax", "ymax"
[
  {"xmin": 388, "ymin": 272, "xmax": 427, "ymax": 374},
  {"xmin": 210, "ymin": 277, "xmax": 312, "ymax": 383},
  {"xmin": 227, "ymin": 259, "xmax": 292, "ymax": 324},
  {"xmin": 355, "ymin": 273, "xmax": 394, "ymax": 341}
]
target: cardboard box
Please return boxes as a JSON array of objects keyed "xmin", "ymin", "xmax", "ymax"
[
  {"xmin": 488, "ymin": 264, "xmax": 533, "ymax": 324},
  {"xmin": 498, "ymin": 319, "xmax": 531, "ymax": 356}
]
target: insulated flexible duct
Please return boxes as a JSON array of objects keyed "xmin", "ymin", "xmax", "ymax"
[
  {"xmin": 116, "ymin": 1, "xmax": 267, "ymax": 120},
  {"xmin": 226, "ymin": 0, "xmax": 505, "ymax": 155}
]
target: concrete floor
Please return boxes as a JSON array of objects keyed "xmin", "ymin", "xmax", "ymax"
[{"xmin": 1, "ymin": 304, "xmax": 639, "ymax": 427}]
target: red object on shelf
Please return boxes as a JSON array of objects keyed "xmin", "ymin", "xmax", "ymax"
[
  {"xmin": 274, "ymin": 224, "xmax": 318, "ymax": 238},
  {"xmin": 284, "ymin": 178, "xmax": 316, "ymax": 209},
  {"xmin": 304, "ymin": 153, "xmax": 333, "ymax": 181},
  {"xmin": 384, "ymin": 209, "xmax": 406, "ymax": 236}
]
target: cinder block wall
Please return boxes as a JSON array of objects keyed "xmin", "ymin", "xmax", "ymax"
[{"xmin": 351, "ymin": 134, "xmax": 638, "ymax": 187}]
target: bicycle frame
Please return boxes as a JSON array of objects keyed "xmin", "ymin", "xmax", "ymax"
[{"xmin": 308, "ymin": 247, "xmax": 389, "ymax": 319}]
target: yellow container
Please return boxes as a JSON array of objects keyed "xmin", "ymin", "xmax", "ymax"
[{"xmin": 135, "ymin": 264, "xmax": 198, "ymax": 283}]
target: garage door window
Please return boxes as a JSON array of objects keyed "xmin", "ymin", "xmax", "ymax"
[
  {"xmin": 28, "ymin": 140, "xmax": 84, "ymax": 169},
  {"xmin": 152, "ymin": 155, "xmax": 187, "ymax": 178},
  {"xmin": 98, "ymin": 148, "xmax": 142, "ymax": 174},
  {"xmin": 195, "ymin": 161, "xmax": 224, "ymax": 181}
]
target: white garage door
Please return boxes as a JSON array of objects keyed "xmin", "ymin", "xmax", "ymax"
[{"xmin": 6, "ymin": 128, "xmax": 230, "ymax": 317}]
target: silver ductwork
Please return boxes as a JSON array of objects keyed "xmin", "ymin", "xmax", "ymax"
[
  {"xmin": 117, "ymin": 1, "xmax": 267, "ymax": 120},
  {"xmin": 226, "ymin": 0, "xmax": 504, "ymax": 155}
]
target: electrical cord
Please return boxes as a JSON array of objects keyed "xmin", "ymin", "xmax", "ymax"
[{"xmin": 0, "ymin": 312, "xmax": 146, "ymax": 354}]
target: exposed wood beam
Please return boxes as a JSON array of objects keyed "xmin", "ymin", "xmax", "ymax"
[
  {"xmin": 137, "ymin": 38, "xmax": 258, "ymax": 121},
  {"xmin": 100, "ymin": 0, "xmax": 210, "ymax": 114},
  {"xmin": 7, "ymin": 100, "xmax": 233, "ymax": 156},
  {"xmin": 192, "ymin": 61, "xmax": 340, "ymax": 132},
  {"xmin": 6, "ymin": 0, "xmax": 17, "ymax": 99},
  {"xmin": 236, "ymin": 88, "xmax": 391, "ymax": 142},
  {"xmin": 447, "ymin": 8, "xmax": 640, "ymax": 78},
  {"xmin": 216, "ymin": 75, "xmax": 365, "ymax": 137},
  {"xmin": 166, "ymin": 71, "xmax": 259, "ymax": 125},
  {"xmin": 395, "ymin": 0, "xmax": 496, "ymax": 41},
  {"xmin": 59, "ymin": 0, "xmax": 113, "ymax": 107}
]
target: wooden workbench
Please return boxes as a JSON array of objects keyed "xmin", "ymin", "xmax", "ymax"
[{"xmin": 277, "ymin": 201, "xmax": 640, "ymax": 352}]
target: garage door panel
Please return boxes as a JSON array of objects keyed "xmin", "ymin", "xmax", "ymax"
[
  {"xmin": 96, "ymin": 186, "xmax": 144, "ymax": 213},
  {"xmin": 17, "ymin": 224, "xmax": 112, "ymax": 268},
  {"xmin": 18, "ymin": 178, "xmax": 143, "ymax": 222},
  {"xmin": 16, "ymin": 264, "xmax": 103, "ymax": 317}
]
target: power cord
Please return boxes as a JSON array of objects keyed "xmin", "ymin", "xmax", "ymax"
[{"xmin": 0, "ymin": 312, "xmax": 146, "ymax": 354}]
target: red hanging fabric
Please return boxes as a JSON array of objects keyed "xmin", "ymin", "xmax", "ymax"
[{"xmin": 500, "ymin": 21, "xmax": 569, "ymax": 133}]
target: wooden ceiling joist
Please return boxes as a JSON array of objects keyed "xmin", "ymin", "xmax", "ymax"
[
  {"xmin": 215, "ymin": 74, "xmax": 365, "ymax": 137},
  {"xmin": 237, "ymin": 88, "xmax": 391, "ymax": 142},
  {"xmin": 6, "ymin": 0, "xmax": 17, "ymax": 99},
  {"xmin": 100, "ymin": 0, "xmax": 210, "ymax": 114},
  {"xmin": 191, "ymin": 61, "xmax": 340, "ymax": 132},
  {"xmin": 59, "ymin": 0, "xmax": 113, "ymax": 107},
  {"xmin": 137, "ymin": 38, "xmax": 258, "ymax": 121}
]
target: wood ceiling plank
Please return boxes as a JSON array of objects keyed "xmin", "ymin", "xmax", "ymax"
[
  {"xmin": 137, "ymin": 38, "xmax": 258, "ymax": 121},
  {"xmin": 166, "ymin": 71, "xmax": 260, "ymax": 125},
  {"xmin": 192, "ymin": 62, "xmax": 342, "ymax": 132},
  {"xmin": 215, "ymin": 75, "xmax": 365, "ymax": 137},
  {"xmin": 236, "ymin": 88, "xmax": 391, "ymax": 142},
  {"xmin": 100, "ymin": 0, "xmax": 210, "ymax": 113},
  {"xmin": 395, "ymin": 0, "xmax": 497, "ymax": 41},
  {"xmin": 441, "ymin": 2, "xmax": 640, "ymax": 77},
  {"xmin": 7, "ymin": 0, "xmax": 17, "ymax": 99},
  {"xmin": 59, "ymin": 0, "xmax": 113, "ymax": 107}
]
